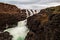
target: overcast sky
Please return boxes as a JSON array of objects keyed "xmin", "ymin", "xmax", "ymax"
[{"xmin": 0, "ymin": 0, "xmax": 60, "ymax": 9}]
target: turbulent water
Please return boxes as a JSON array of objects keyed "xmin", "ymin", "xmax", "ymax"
[
  {"xmin": 0, "ymin": 0, "xmax": 60, "ymax": 40},
  {"xmin": 4, "ymin": 19, "xmax": 29, "ymax": 40}
]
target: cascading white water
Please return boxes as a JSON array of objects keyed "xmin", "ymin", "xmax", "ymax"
[
  {"xmin": 0, "ymin": 0, "xmax": 60, "ymax": 40},
  {"xmin": 26, "ymin": 9, "xmax": 40, "ymax": 18},
  {"xmin": 4, "ymin": 19, "xmax": 29, "ymax": 40},
  {"xmin": 3, "ymin": 9, "xmax": 40, "ymax": 40}
]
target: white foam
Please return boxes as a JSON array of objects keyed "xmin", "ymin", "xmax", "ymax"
[{"xmin": 4, "ymin": 19, "xmax": 29, "ymax": 40}]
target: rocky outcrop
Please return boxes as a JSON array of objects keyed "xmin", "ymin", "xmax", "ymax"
[
  {"xmin": 0, "ymin": 2, "xmax": 40, "ymax": 40},
  {"xmin": 0, "ymin": 2, "xmax": 27, "ymax": 21},
  {"xmin": 25, "ymin": 6, "xmax": 60, "ymax": 40},
  {"xmin": 0, "ymin": 2, "xmax": 27, "ymax": 32},
  {"xmin": 0, "ymin": 2, "xmax": 29, "ymax": 40},
  {"xmin": 0, "ymin": 31, "xmax": 13, "ymax": 40}
]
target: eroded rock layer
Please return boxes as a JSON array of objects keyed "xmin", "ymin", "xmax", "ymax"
[
  {"xmin": 0, "ymin": 3, "xmax": 27, "ymax": 32},
  {"xmin": 25, "ymin": 6, "xmax": 60, "ymax": 40},
  {"xmin": 0, "ymin": 31, "xmax": 13, "ymax": 40}
]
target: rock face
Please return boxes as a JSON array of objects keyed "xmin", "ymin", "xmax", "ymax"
[
  {"xmin": 0, "ymin": 3, "xmax": 27, "ymax": 21},
  {"xmin": 25, "ymin": 6, "xmax": 60, "ymax": 40},
  {"xmin": 0, "ymin": 2, "xmax": 40, "ymax": 40},
  {"xmin": 0, "ymin": 3, "xmax": 27, "ymax": 32},
  {"xmin": 0, "ymin": 31, "xmax": 13, "ymax": 40},
  {"xmin": 0, "ymin": 3, "xmax": 27, "ymax": 40}
]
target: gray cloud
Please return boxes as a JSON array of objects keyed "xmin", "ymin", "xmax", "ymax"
[
  {"xmin": 0, "ymin": 0, "xmax": 60, "ymax": 9},
  {"xmin": 7, "ymin": 1, "xmax": 38, "ymax": 4},
  {"xmin": 0, "ymin": 0, "xmax": 60, "ymax": 5}
]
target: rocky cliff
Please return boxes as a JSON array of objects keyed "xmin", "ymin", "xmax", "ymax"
[{"xmin": 25, "ymin": 6, "xmax": 60, "ymax": 40}]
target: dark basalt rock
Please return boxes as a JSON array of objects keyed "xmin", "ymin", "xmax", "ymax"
[
  {"xmin": 0, "ymin": 13, "xmax": 18, "ymax": 32},
  {"xmin": 0, "ymin": 2, "xmax": 27, "ymax": 21},
  {"xmin": 43, "ymin": 14, "xmax": 60, "ymax": 40},
  {"xmin": 25, "ymin": 31, "xmax": 39, "ymax": 40},
  {"xmin": 0, "ymin": 2, "xmax": 28, "ymax": 40},
  {"xmin": 27, "ymin": 12, "xmax": 48, "ymax": 33},
  {"xmin": 0, "ymin": 31, "xmax": 13, "ymax": 40},
  {"xmin": 0, "ymin": 3, "xmax": 27, "ymax": 31},
  {"xmin": 25, "ymin": 6, "xmax": 60, "ymax": 40}
]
